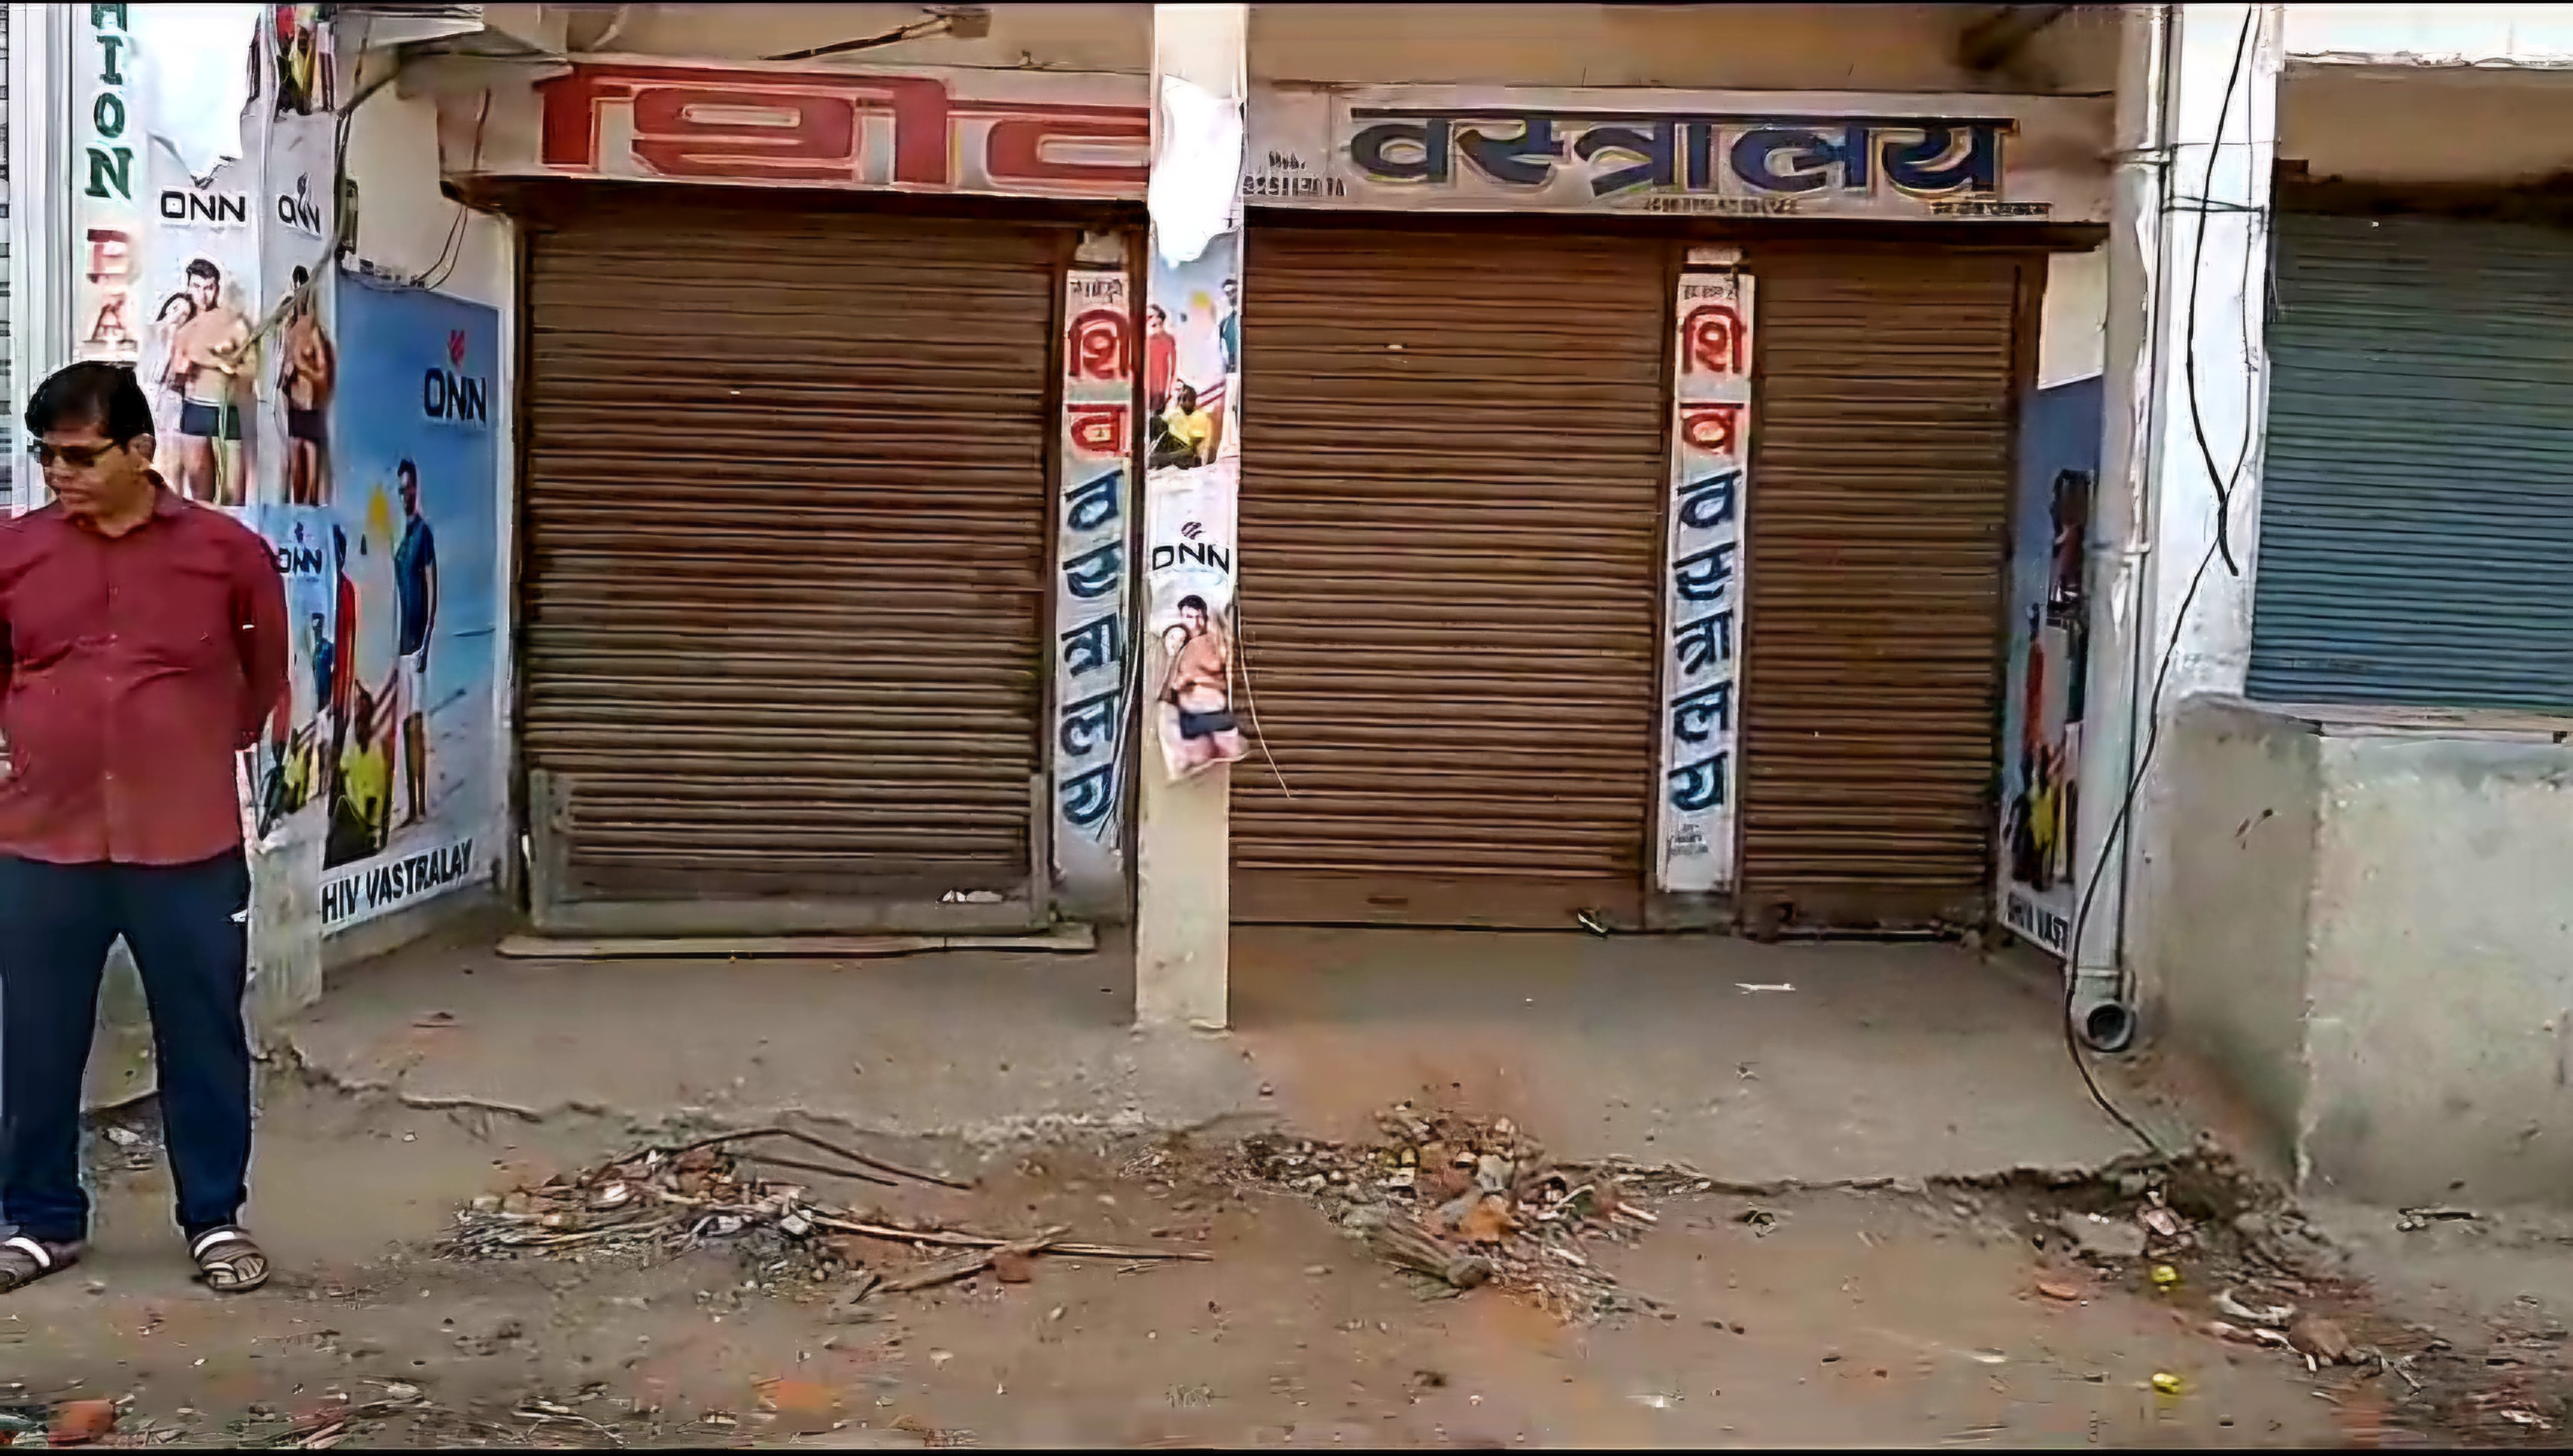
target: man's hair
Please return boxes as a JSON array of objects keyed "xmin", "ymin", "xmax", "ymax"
[
  {"xmin": 291, "ymin": 265, "xmax": 310, "ymax": 286},
  {"xmin": 1178, "ymin": 595, "xmax": 1208, "ymax": 615},
  {"xmin": 397, "ymin": 458, "xmax": 418, "ymax": 485},
  {"xmin": 186, "ymin": 258, "xmax": 220, "ymax": 283},
  {"xmin": 24, "ymin": 362, "xmax": 156, "ymax": 445}
]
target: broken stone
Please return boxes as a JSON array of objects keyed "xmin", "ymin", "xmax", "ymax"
[
  {"xmin": 1458, "ymin": 1195, "xmax": 1514, "ymax": 1246},
  {"xmin": 1475, "ymin": 1155, "xmax": 1513, "ymax": 1194},
  {"xmin": 49, "ymin": 1400, "xmax": 118, "ymax": 1446},
  {"xmin": 1434, "ymin": 1192, "xmax": 1481, "ymax": 1233},
  {"xmin": 2289, "ymin": 1314, "xmax": 2353, "ymax": 1365},
  {"xmin": 2213, "ymin": 1288, "xmax": 2295, "ymax": 1328},
  {"xmin": 991, "ymin": 1248, "xmax": 1035, "ymax": 1285},
  {"xmin": 2057, "ymin": 1211, "xmax": 2147, "ymax": 1262}
]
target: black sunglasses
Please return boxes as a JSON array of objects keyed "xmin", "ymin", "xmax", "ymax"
[{"xmin": 27, "ymin": 439, "xmax": 132, "ymax": 469}]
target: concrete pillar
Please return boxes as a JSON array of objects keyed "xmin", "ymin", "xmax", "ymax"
[
  {"xmin": 2075, "ymin": 2, "xmax": 2281, "ymax": 1032},
  {"xmin": 1133, "ymin": 2, "xmax": 1245, "ymax": 1032},
  {"xmin": 5, "ymin": 1, "xmax": 77, "ymax": 475}
]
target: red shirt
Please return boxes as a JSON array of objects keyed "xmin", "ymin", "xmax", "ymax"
[
  {"xmin": 0, "ymin": 483, "xmax": 289, "ymax": 865},
  {"xmin": 1146, "ymin": 328, "xmax": 1177, "ymax": 404},
  {"xmin": 332, "ymin": 570, "xmax": 357, "ymax": 714}
]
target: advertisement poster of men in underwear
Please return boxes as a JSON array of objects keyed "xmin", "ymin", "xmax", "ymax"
[
  {"xmin": 140, "ymin": 142, "xmax": 261, "ymax": 507},
  {"xmin": 1143, "ymin": 243, "xmax": 1246, "ymax": 780},
  {"xmin": 263, "ymin": 18, "xmax": 343, "ymax": 507},
  {"xmin": 1997, "ymin": 375, "xmax": 2103, "ymax": 960},
  {"xmin": 316, "ymin": 275, "xmax": 502, "ymax": 933}
]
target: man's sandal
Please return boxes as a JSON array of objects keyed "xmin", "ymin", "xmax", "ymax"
[
  {"xmin": 0, "ymin": 1235, "xmax": 84, "ymax": 1293},
  {"xmin": 189, "ymin": 1227, "xmax": 270, "ymax": 1294}
]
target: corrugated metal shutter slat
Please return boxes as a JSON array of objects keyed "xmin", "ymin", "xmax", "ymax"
[
  {"xmin": 524, "ymin": 203, "xmax": 1057, "ymax": 903},
  {"xmin": 2251, "ymin": 213, "xmax": 2573, "ymax": 711},
  {"xmin": 1233, "ymin": 230, "xmax": 1667, "ymax": 926},
  {"xmin": 1739, "ymin": 253, "xmax": 2028, "ymax": 927}
]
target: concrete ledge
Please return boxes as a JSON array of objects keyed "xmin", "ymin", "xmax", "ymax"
[
  {"xmin": 285, "ymin": 925, "xmax": 2147, "ymax": 1185},
  {"xmin": 325, "ymin": 883, "xmax": 508, "ymax": 977},
  {"xmin": 2150, "ymin": 695, "xmax": 2573, "ymax": 1209}
]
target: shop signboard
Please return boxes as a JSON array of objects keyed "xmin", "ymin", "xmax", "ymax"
[{"xmin": 437, "ymin": 59, "xmax": 2112, "ymax": 224}]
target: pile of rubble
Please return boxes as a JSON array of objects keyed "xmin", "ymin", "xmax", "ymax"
[
  {"xmin": 442, "ymin": 1125, "xmax": 1204, "ymax": 1300},
  {"xmin": 1235, "ymin": 1103, "xmax": 1710, "ymax": 1322}
]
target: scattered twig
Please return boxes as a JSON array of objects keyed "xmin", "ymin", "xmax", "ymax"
[
  {"xmin": 875, "ymin": 1233, "xmax": 1063, "ymax": 1294},
  {"xmin": 657, "ymin": 1125, "xmax": 970, "ymax": 1191},
  {"xmin": 802, "ymin": 1212, "xmax": 1208, "ymax": 1262},
  {"xmin": 734, "ymin": 1152, "xmax": 899, "ymax": 1188}
]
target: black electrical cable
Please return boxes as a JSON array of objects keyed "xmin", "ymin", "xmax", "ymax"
[
  {"xmin": 2057, "ymin": 6, "xmax": 2264, "ymax": 1159},
  {"xmin": 2179, "ymin": 7, "xmax": 2260, "ymax": 579}
]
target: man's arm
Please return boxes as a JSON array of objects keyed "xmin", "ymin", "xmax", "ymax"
[{"xmin": 231, "ymin": 530, "xmax": 291, "ymax": 752}]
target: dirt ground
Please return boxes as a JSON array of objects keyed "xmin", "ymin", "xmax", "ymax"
[{"xmin": 1, "ymin": 1076, "xmax": 2560, "ymax": 1448}]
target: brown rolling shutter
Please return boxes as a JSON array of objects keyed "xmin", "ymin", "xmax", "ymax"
[
  {"xmin": 1737, "ymin": 250, "xmax": 2034, "ymax": 930},
  {"xmin": 523, "ymin": 199, "xmax": 1060, "ymax": 932},
  {"xmin": 1232, "ymin": 227, "xmax": 1667, "ymax": 927}
]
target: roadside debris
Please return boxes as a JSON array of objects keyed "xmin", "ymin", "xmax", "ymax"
[
  {"xmin": 2289, "ymin": 1313, "xmax": 2355, "ymax": 1366},
  {"xmin": 2057, "ymin": 1211, "xmax": 2147, "ymax": 1263},
  {"xmin": 2215, "ymin": 1288, "xmax": 2296, "ymax": 1328},
  {"xmin": 440, "ymin": 1126, "xmax": 1206, "ymax": 1298},
  {"xmin": 2395, "ymin": 1206, "xmax": 2480, "ymax": 1233},
  {"xmin": 1233, "ymin": 1103, "xmax": 1706, "ymax": 1321},
  {"xmin": 46, "ymin": 1399, "xmax": 118, "ymax": 1447}
]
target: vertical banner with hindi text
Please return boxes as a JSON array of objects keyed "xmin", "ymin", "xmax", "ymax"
[
  {"xmin": 316, "ymin": 276, "xmax": 504, "ymax": 932},
  {"xmin": 1654, "ymin": 267, "xmax": 1753, "ymax": 894},
  {"xmin": 1997, "ymin": 375, "xmax": 2103, "ymax": 958},
  {"xmin": 1142, "ymin": 235, "xmax": 1245, "ymax": 783},
  {"xmin": 71, "ymin": 3, "xmax": 143, "ymax": 366},
  {"xmin": 1054, "ymin": 265, "xmax": 1136, "ymax": 893}
]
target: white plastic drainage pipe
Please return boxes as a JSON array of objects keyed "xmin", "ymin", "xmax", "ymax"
[{"xmin": 2065, "ymin": 1, "xmax": 2179, "ymax": 1054}]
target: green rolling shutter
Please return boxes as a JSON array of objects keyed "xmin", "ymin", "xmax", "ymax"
[{"xmin": 2251, "ymin": 212, "xmax": 2573, "ymax": 711}]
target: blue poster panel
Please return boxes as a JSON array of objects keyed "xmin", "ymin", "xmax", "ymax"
[{"xmin": 316, "ymin": 274, "xmax": 502, "ymax": 931}]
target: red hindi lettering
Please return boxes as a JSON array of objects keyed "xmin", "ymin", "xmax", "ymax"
[
  {"xmin": 1067, "ymin": 308, "xmax": 1132, "ymax": 382},
  {"xmin": 627, "ymin": 85, "xmax": 857, "ymax": 182},
  {"xmin": 1067, "ymin": 403, "xmax": 1129, "ymax": 459},
  {"xmin": 837, "ymin": 74, "xmax": 957, "ymax": 187},
  {"xmin": 1682, "ymin": 303, "xmax": 1747, "ymax": 376},
  {"xmin": 1678, "ymin": 402, "xmax": 1744, "ymax": 457},
  {"xmin": 985, "ymin": 112, "xmax": 1151, "ymax": 195},
  {"xmin": 538, "ymin": 64, "xmax": 955, "ymax": 187}
]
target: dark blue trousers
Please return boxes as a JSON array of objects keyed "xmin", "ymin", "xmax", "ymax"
[{"xmin": 0, "ymin": 852, "xmax": 253, "ymax": 1244}]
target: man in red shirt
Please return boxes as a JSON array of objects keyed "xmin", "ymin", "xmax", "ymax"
[{"xmin": 0, "ymin": 363, "xmax": 287, "ymax": 1295}]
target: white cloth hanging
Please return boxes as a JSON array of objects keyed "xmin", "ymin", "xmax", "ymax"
[
  {"xmin": 134, "ymin": 3, "xmax": 265, "ymax": 183},
  {"xmin": 1149, "ymin": 75, "xmax": 1245, "ymax": 269}
]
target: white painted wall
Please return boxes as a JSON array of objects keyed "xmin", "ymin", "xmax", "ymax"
[
  {"xmin": 601, "ymin": 2, "xmax": 1149, "ymax": 72},
  {"xmin": 2286, "ymin": 4, "xmax": 2573, "ymax": 67},
  {"xmin": 552, "ymin": 3, "xmax": 2119, "ymax": 95},
  {"xmin": 351, "ymin": 68, "xmax": 510, "ymax": 309},
  {"xmin": 2283, "ymin": 64, "xmax": 2573, "ymax": 184},
  {"xmin": 2040, "ymin": 246, "xmax": 2106, "ymax": 389}
]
